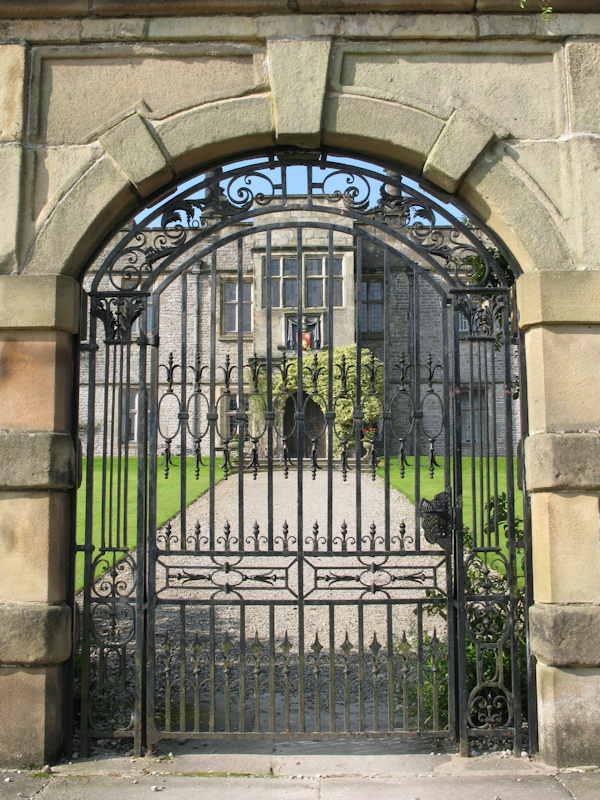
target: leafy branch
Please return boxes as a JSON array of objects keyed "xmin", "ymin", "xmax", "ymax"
[{"xmin": 519, "ymin": 0, "xmax": 557, "ymax": 25}]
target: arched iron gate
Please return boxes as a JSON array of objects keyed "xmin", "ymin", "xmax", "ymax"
[{"xmin": 77, "ymin": 151, "xmax": 529, "ymax": 757}]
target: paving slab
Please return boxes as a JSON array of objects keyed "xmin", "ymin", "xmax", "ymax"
[
  {"xmin": 319, "ymin": 775, "xmax": 571, "ymax": 800},
  {"xmin": 0, "ymin": 771, "xmax": 50, "ymax": 799},
  {"xmin": 555, "ymin": 770, "xmax": 600, "ymax": 800},
  {"xmin": 36, "ymin": 776, "xmax": 319, "ymax": 800},
  {"xmin": 8, "ymin": 752, "xmax": 600, "ymax": 800}
]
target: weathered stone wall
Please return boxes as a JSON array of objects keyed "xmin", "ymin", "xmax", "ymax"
[{"xmin": 0, "ymin": 0, "xmax": 599, "ymax": 768}]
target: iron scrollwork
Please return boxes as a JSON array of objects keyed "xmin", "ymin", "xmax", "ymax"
[{"xmin": 419, "ymin": 487, "xmax": 453, "ymax": 551}]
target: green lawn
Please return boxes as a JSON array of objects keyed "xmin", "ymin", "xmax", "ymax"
[
  {"xmin": 76, "ymin": 457, "xmax": 220, "ymax": 591},
  {"xmin": 379, "ymin": 457, "xmax": 524, "ymax": 571}
]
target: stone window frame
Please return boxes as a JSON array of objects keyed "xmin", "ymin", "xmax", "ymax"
[
  {"xmin": 263, "ymin": 254, "xmax": 344, "ymax": 310},
  {"xmin": 220, "ymin": 277, "xmax": 253, "ymax": 339},
  {"xmin": 360, "ymin": 275, "xmax": 384, "ymax": 338}
]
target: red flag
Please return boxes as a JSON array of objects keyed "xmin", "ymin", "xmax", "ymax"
[{"xmin": 301, "ymin": 331, "xmax": 312, "ymax": 350}]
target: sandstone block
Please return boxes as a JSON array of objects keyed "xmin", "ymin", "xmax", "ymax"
[
  {"xmin": 0, "ymin": 602, "xmax": 71, "ymax": 666},
  {"xmin": 0, "ymin": 144, "xmax": 22, "ymax": 273},
  {"xmin": 157, "ymin": 94, "xmax": 275, "ymax": 177},
  {"xmin": 323, "ymin": 94, "xmax": 443, "ymax": 172},
  {"xmin": 25, "ymin": 155, "xmax": 137, "ymax": 278},
  {"xmin": 35, "ymin": 49, "xmax": 263, "ymax": 146},
  {"xmin": 0, "ymin": 492, "xmax": 69, "ymax": 604},
  {"xmin": 517, "ymin": 271, "xmax": 600, "ymax": 329},
  {"xmin": 422, "ymin": 109, "xmax": 493, "ymax": 193},
  {"xmin": 0, "ymin": 0, "xmax": 87, "ymax": 15},
  {"xmin": 567, "ymin": 41, "xmax": 600, "ymax": 134},
  {"xmin": 530, "ymin": 603, "xmax": 600, "ymax": 667},
  {"xmin": 531, "ymin": 492, "xmax": 600, "ymax": 604},
  {"xmin": 458, "ymin": 157, "xmax": 572, "ymax": 275},
  {"xmin": 268, "ymin": 38, "xmax": 331, "ymax": 149},
  {"xmin": 570, "ymin": 137, "xmax": 600, "ymax": 267},
  {"xmin": 0, "ymin": 275, "xmax": 80, "ymax": 332},
  {"xmin": 524, "ymin": 325, "xmax": 600, "ymax": 434},
  {"xmin": 0, "ymin": 45, "xmax": 26, "ymax": 142},
  {"xmin": 0, "ymin": 665, "xmax": 65, "ymax": 767},
  {"xmin": 101, "ymin": 113, "xmax": 173, "ymax": 198},
  {"xmin": 0, "ymin": 332, "xmax": 73, "ymax": 433},
  {"xmin": 335, "ymin": 46, "xmax": 560, "ymax": 141},
  {"xmin": 0, "ymin": 432, "xmax": 75, "ymax": 490},
  {"xmin": 525, "ymin": 433, "xmax": 600, "ymax": 492},
  {"xmin": 537, "ymin": 663, "xmax": 600, "ymax": 767}
]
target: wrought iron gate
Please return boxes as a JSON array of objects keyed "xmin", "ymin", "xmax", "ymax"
[{"xmin": 77, "ymin": 151, "xmax": 529, "ymax": 757}]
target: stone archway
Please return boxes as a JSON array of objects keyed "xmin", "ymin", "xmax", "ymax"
[{"xmin": 0, "ymin": 15, "xmax": 599, "ymax": 769}]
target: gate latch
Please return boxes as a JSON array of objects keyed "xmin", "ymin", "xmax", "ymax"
[{"xmin": 419, "ymin": 487, "xmax": 453, "ymax": 551}]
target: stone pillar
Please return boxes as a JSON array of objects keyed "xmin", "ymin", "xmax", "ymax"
[
  {"xmin": 0, "ymin": 275, "xmax": 79, "ymax": 766},
  {"xmin": 518, "ymin": 271, "xmax": 600, "ymax": 767}
]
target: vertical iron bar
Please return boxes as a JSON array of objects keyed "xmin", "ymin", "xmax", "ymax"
[
  {"xmin": 358, "ymin": 604, "xmax": 365, "ymax": 732},
  {"xmin": 269, "ymin": 605, "xmax": 276, "ymax": 733},
  {"xmin": 413, "ymin": 274, "xmax": 421, "ymax": 549},
  {"xmin": 453, "ymin": 297, "xmax": 469, "ymax": 755},
  {"xmin": 384, "ymin": 248, "xmax": 391, "ymax": 551},
  {"xmin": 134, "ymin": 299, "xmax": 148, "ymax": 756},
  {"xmin": 146, "ymin": 293, "xmax": 159, "ymax": 747},
  {"xmin": 80, "ymin": 304, "xmax": 98, "ymax": 757},
  {"xmin": 355, "ymin": 236, "xmax": 363, "ymax": 550},
  {"xmin": 209, "ymin": 252, "xmax": 217, "ymax": 550},
  {"xmin": 519, "ymin": 327, "xmax": 538, "ymax": 753},
  {"xmin": 209, "ymin": 605, "xmax": 216, "ymax": 733},
  {"xmin": 490, "ymin": 339, "xmax": 500, "ymax": 550},
  {"xmin": 239, "ymin": 605, "xmax": 246, "ymax": 733},
  {"xmin": 179, "ymin": 605, "xmax": 186, "ymax": 733},
  {"xmin": 237, "ymin": 238, "xmax": 244, "ymax": 552},
  {"xmin": 180, "ymin": 271, "xmax": 188, "ymax": 550},
  {"xmin": 387, "ymin": 603, "xmax": 394, "ymax": 732},
  {"xmin": 327, "ymin": 229, "xmax": 334, "ymax": 551},
  {"xmin": 266, "ymin": 230, "xmax": 274, "ymax": 550},
  {"xmin": 417, "ymin": 605, "xmax": 424, "ymax": 731},
  {"xmin": 502, "ymin": 302, "xmax": 522, "ymax": 754},
  {"xmin": 329, "ymin": 605, "xmax": 336, "ymax": 733},
  {"xmin": 296, "ymin": 226, "xmax": 305, "ymax": 733}
]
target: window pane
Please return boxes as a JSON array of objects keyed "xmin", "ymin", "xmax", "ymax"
[
  {"xmin": 361, "ymin": 303, "xmax": 368, "ymax": 332},
  {"xmin": 333, "ymin": 278, "xmax": 343, "ymax": 307},
  {"xmin": 242, "ymin": 282, "xmax": 252, "ymax": 302},
  {"xmin": 283, "ymin": 258, "xmax": 298, "ymax": 276},
  {"xmin": 307, "ymin": 280, "xmax": 323, "ymax": 307},
  {"xmin": 370, "ymin": 304, "xmax": 383, "ymax": 333},
  {"xmin": 283, "ymin": 279, "xmax": 297, "ymax": 307},
  {"xmin": 242, "ymin": 304, "xmax": 252, "ymax": 332},
  {"xmin": 370, "ymin": 281, "xmax": 383, "ymax": 301},
  {"xmin": 270, "ymin": 278, "xmax": 280, "ymax": 308},
  {"xmin": 361, "ymin": 281, "xmax": 368, "ymax": 301},
  {"xmin": 224, "ymin": 283, "xmax": 236, "ymax": 303},
  {"xmin": 306, "ymin": 257, "xmax": 322, "ymax": 276},
  {"xmin": 333, "ymin": 258, "xmax": 343, "ymax": 276},
  {"xmin": 269, "ymin": 258, "xmax": 280, "ymax": 276},
  {"xmin": 224, "ymin": 305, "xmax": 236, "ymax": 332}
]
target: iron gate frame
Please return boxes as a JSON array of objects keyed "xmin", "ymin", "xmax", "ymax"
[{"xmin": 76, "ymin": 148, "xmax": 532, "ymax": 758}]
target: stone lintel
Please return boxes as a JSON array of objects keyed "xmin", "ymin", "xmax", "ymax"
[
  {"xmin": 0, "ymin": 432, "xmax": 76, "ymax": 490},
  {"xmin": 530, "ymin": 604, "xmax": 600, "ymax": 667},
  {"xmin": 267, "ymin": 38, "xmax": 331, "ymax": 149},
  {"xmin": 525, "ymin": 433, "xmax": 600, "ymax": 492},
  {"xmin": 100, "ymin": 112, "xmax": 173, "ymax": 198},
  {"xmin": 517, "ymin": 271, "xmax": 600, "ymax": 330},
  {"xmin": 0, "ymin": 275, "xmax": 80, "ymax": 333},
  {"xmin": 0, "ymin": 602, "xmax": 71, "ymax": 666},
  {"xmin": 422, "ymin": 109, "xmax": 494, "ymax": 194}
]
